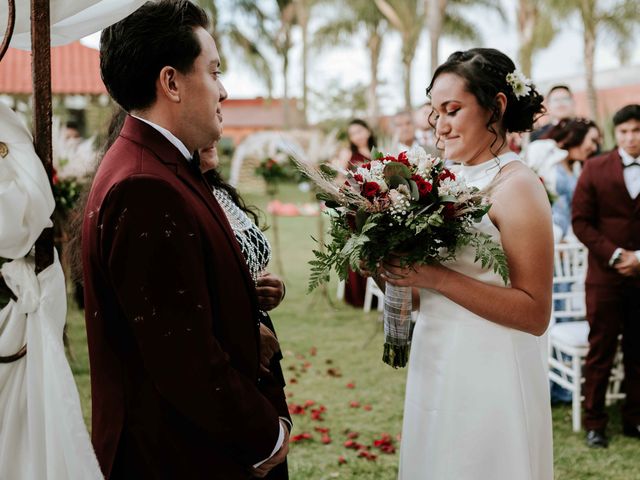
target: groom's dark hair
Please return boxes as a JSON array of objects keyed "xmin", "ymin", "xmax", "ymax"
[{"xmin": 100, "ymin": 0, "xmax": 209, "ymax": 112}]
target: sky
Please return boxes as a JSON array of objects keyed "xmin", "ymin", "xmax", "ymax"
[{"xmin": 81, "ymin": 0, "xmax": 640, "ymax": 122}]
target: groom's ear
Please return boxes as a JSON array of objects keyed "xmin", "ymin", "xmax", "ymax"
[{"xmin": 157, "ymin": 66, "xmax": 181, "ymax": 104}]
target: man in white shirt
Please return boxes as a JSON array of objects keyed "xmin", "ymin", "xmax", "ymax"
[{"xmin": 572, "ymin": 104, "xmax": 640, "ymax": 449}]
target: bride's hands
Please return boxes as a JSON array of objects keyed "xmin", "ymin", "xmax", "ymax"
[{"xmin": 380, "ymin": 256, "xmax": 449, "ymax": 291}]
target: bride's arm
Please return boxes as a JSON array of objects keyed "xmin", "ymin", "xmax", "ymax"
[{"xmin": 382, "ymin": 166, "xmax": 553, "ymax": 336}]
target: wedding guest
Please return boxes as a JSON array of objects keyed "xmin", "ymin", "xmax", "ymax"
[
  {"xmin": 526, "ymin": 118, "xmax": 600, "ymax": 241},
  {"xmin": 82, "ymin": 1, "xmax": 289, "ymax": 478},
  {"xmin": 413, "ymin": 101, "xmax": 439, "ymax": 155},
  {"xmin": 337, "ymin": 119, "xmax": 376, "ymax": 307},
  {"xmin": 530, "ymin": 85, "xmax": 576, "ymax": 142},
  {"xmin": 337, "ymin": 118, "xmax": 376, "ymax": 170},
  {"xmin": 391, "ymin": 110, "xmax": 420, "ymax": 154},
  {"xmin": 572, "ymin": 104, "xmax": 640, "ymax": 448}
]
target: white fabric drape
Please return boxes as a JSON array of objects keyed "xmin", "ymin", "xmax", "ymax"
[
  {"xmin": 0, "ymin": 0, "xmax": 147, "ymax": 50},
  {"xmin": 0, "ymin": 102, "xmax": 102, "ymax": 479},
  {"xmin": 0, "ymin": 254, "xmax": 103, "ymax": 480},
  {"xmin": 0, "ymin": 103, "xmax": 54, "ymax": 260}
]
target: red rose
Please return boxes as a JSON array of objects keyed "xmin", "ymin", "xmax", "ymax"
[
  {"xmin": 362, "ymin": 181, "xmax": 381, "ymax": 199},
  {"xmin": 353, "ymin": 174, "xmax": 364, "ymax": 183},
  {"xmin": 417, "ymin": 180, "xmax": 433, "ymax": 196},
  {"xmin": 439, "ymin": 169, "xmax": 456, "ymax": 181},
  {"xmin": 361, "ymin": 162, "xmax": 372, "ymax": 170},
  {"xmin": 411, "ymin": 174, "xmax": 432, "ymax": 197},
  {"xmin": 396, "ymin": 151, "xmax": 410, "ymax": 166}
]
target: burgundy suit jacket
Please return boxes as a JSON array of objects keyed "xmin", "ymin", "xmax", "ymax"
[
  {"xmin": 82, "ymin": 116, "xmax": 289, "ymax": 479},
  {"xmin": 572, "ymin": 149, "xmax": 640, "ymax": 287}
]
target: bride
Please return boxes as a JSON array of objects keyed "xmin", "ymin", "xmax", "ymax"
[{"xmin": 380, "ymin": 48, "xmax": 554, "ymax": 479}]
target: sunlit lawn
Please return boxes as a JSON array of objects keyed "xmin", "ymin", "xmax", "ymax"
[{"xmin": 67, "ymin": 184, "xmax": 639, "ymax": 479}]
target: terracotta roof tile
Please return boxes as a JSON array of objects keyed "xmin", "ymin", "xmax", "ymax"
[{"xmin": 0, "ymin": 41, "xmax": 106, "ymax": 95}]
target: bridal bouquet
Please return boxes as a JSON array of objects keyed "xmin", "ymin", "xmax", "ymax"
[{"xmin": 299, "ymin": 146, "xmax": 508, "ymax": 368}]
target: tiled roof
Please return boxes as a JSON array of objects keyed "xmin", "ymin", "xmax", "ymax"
[
  {"xmin": 221, "ymin": 98, "xmax": 303, "ymax": 128},
  {"xmin": 0, "ymin": 41, "xmax": 106, "ymax": 95}
]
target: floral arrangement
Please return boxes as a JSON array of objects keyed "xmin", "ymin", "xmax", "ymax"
[
  {"xmin": 295, "ymin": 145, "xmax": 509, "ymax": 367},
  {"xmin": 305, "ymin": 146, "xmax": 509, "ymax": 289},
  {"xmin": 255, "ymin": 153, "xmax": 303, "ymax": 194}
]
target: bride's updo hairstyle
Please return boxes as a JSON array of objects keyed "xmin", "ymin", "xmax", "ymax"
[{"xmin": 427, "ymin": 48, "xmax": 545, "ymax": 141}]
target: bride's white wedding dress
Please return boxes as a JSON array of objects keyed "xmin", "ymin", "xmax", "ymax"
[{"xmin": 399, "ymin": 153, "xmax": 553, "ymax": 480}]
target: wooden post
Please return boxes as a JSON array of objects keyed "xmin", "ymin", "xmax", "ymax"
[{"xmin": 31, "ymin": 0, "xmax": 54, "ymax": 274}]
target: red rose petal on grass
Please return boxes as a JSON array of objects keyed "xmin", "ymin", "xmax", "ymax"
[
  {"xmin": 303, "ymin": 361, "xmax": 312, "ymax": 369},
  {"xmin": 372, "ymin": 433, "xmax": 396, "ymax": 454},
  {"xmin": 289, "ymin": 377, "xmax": 298, "ymax": 384},
  {"xmin": 318, "ymin": 405, "xmax": 327, "ymax": 412},
  {"xmin": 349, "ymin": 401, "xmax": 360, "ymax": 408},
  {"xmin": 358, "ymin": 451, "xmax": 377, "ymax": 460},
  {"xmin": 346, "ymin": 381, "xmax": 355, "ymax": 389},
  {"xmin": 286, "ymin": 392, "xmax": 294, "ymax": 398},
  {"xmin": 363, "ymin": 404, "xmax": 372, "ymax": 411},
  {"xmin": 314, "ymin": 426, "xmax": 330, "ymax": 434},
  {"xmin": 321, "ymin": 434, "xmax": 332, "ymax": 444},
  {"xmin": 295, "ymin": 353, "xmax": 306, "ymax": 359},
  {"xmin": 288, "ymin": 404, "xmax": 306, "ymax": 415},
  {"xmin": 344, "ymin": 440, "xmax": 361, "ymax": 449},
  {"xmin": 338, "ymin": 456, "xmax": 347, "ymax": 465},
  {"xmin": 291, "ymin": 432, "xmax": 313, "ymax": 443},
  {"xmin": 310, "ymin": 409, "xmax": 324, "ymax": 421},
  {"xmin": 310, "ymin": 347, "xmax": 317, "ymax": 356},
  {"xmin": 304, "ymin": 400, "xmax": 316, "ymax": 407},
  {"xmin": 327, "ymin": 368, "xmax": 342, "ymax": 377},
  {"xmin": 346, "ymin": 431, "xmax": 360, "ymax": 439},
  {"xmin": 287, "ymin": 365, "xmax": 297, "ymax": 371}
]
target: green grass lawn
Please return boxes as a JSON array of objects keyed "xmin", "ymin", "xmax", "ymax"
[{"xmin": 66, "ymin": 184, "xmax": 639, "ymax": 479}]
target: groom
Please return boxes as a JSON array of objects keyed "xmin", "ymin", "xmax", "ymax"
[{"xmin": 82, "ymin": 1, "xmax": 289, "ymax": 478}]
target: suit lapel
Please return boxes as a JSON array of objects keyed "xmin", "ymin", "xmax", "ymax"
[{"xmin": 119, "ymin": 116, "xmax": 259, "ymax": 305}]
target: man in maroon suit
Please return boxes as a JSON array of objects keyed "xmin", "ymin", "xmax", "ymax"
[
  {"xmin": 82, "ymin": 1, "xmax": 289, "ymax": 478},
  {"xmin": 572, "ymin": 104, "xmax": 640, "ymax": 448}
]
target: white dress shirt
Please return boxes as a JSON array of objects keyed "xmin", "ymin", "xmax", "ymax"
[
  {"xmin": 129, "ymin": 115, "xmax": 286, "ymax": 467},
  {"xmin": 131, "ymin": 115, "xmax": 192, "ymax": 160},
  {"xmin": 609, "ymin": 148, "xmax": 640, "ymax": 266}
]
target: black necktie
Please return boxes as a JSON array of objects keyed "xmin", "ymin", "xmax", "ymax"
[
  {"xmin": 624, "ymin": 161, "xmax": 640, "ymax": 168},
  {"xmin": 191, "ymin": 150, "xmax": 201, "ymax": 171}
]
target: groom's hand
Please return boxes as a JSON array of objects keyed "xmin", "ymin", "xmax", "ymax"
[{"xmin": 251, "ymin": 420, "xmax": 290, "ymax": 478}]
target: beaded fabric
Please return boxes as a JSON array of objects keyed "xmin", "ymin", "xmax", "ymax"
[{"xmin": 212, "ymin": 187, "xmax": 271, "ymax": 284}]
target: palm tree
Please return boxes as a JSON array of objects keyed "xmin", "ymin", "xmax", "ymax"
[
  {"xmin": 548, "ymin": 0, "xmax": 640, "ymax": 121},
  {"xmin": 312, "ymin": 0, "xmax": 387, "ymax": 126},
  {"xmin": 423, "ymin": 0, "xmax": 505, "ymax": 75},
  {"xmin": 224, "ymin": 0, "xmax": 298, "ymax": 127},
  {"xmin": 516, "ymin": 0, "xmax": 556, "ymax": 77},
  {"xmin": 374, "ymin": 0, "xmax": 426, "ymax": 110},
  {"xmin": 292, "ymin": 0, "xmax": 323, "ymax": 126}
]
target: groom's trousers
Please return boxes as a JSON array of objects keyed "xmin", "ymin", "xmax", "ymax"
[{"xmin": 583, "ymin": 283, "xmax": 640, "ymax": 431}]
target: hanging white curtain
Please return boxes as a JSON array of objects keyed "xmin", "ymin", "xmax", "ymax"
[
  {"xmin": 0, "ymin": 100, "xmax": 102, "ymax": 479},
  {"xmin": 0, "ymin": 0, "xmax": 148, "ymax": 49}
]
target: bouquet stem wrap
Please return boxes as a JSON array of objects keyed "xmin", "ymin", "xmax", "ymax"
[{"xmin": 382, "ymin": 283, "xmax": 412, "ymax": 368}]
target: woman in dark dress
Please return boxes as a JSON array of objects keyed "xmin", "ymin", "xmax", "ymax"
[{"xmin": 343, "ymin": 119, "xmax": 376, "ymax": 308}]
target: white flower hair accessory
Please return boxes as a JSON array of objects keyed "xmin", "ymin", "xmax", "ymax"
[{"xmin": 505, "ymin": 69, "xmax": 532, "ymax": 99}]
